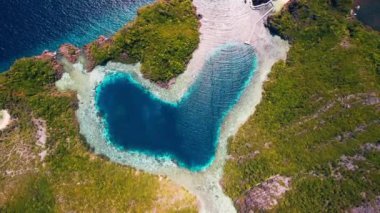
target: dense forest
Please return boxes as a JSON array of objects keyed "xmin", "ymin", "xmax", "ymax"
[
  {"xmin": 89, "ymin": 0, "xmax": 200, "ymax": 82},
  {"xmin": 0, "ymin": 4, "xmax": 199, "ymax": 211},
  {"xmin": 223, "ymin": 0, "xmax": 380, "ymax": 212}
]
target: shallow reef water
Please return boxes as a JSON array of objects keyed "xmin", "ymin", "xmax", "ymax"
[
  {"xmin": 0, "ymin": 0, "xmax": 153, "ymax": 71},
  {"xmin": 95, "ymin": 43, "xmax": 257, "ymax": 171},
  {"xmin": 55, "ymin": 0, "xmax": 289, "ymax": 210}
]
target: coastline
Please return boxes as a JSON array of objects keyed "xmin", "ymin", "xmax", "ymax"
[
  {"xmin": 0, "ymin": 0, "xmax": 154, "ymax": 72},
  {"xmin": 2, "ymin": 0, "xmax": 379, "ymax": 211},
  {"xmin": 354, "ymin": 0, "xmax": 380, "ymax": 31},
  {"xmin": 56, "ymin": 0, "xmax": 289, "ymax": 211}
]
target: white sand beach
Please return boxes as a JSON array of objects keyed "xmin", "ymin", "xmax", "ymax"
[
  {"xmin": 56, "ymin": 0, "xmax": 290, "ymax": 212},
  {"xmin": 0, "ymin": 110, "xmax": 11, "ymax": 130}
]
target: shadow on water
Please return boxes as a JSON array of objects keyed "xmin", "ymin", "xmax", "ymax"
[
  {"xmin": 354, "ymin": 0, "xmax": 380, "ymax": 31},
  {"xmin": 95, "ymin": 43, "xmax": 258, "ymax": 171}
]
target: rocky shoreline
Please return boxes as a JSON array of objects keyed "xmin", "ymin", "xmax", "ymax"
[
  {"xmin": 34, "ymin": 35, "xmax": 111, "ymax": 75},
  {"xmin": 34, "ymin": 34, "xmax": 180, "ymax": 90},
  {"xmin": 35, "ymin": 50, "xmax": 64, "ymax": 79},
  {"xmin": 83, "ymin": 35, "xmax": 114, "ymax": 71}
]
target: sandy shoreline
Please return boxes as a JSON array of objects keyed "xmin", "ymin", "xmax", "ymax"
[
  {"xmin": 0, "ymin": 110, "xmax": 11, "ymax": 130},
  {"xmin": 56, "ymin": 0, "xmax": 290, "ymax": 212}
]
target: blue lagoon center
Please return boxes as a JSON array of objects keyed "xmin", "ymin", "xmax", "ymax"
[{"xmin": 95, "ymin": 43, "xmax": 258, "ymax": 171}]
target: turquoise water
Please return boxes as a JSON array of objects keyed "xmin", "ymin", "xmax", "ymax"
[
  {"xmin": 0, "ymin": 0, "xmax": 153, "ymax": 71},
  {"xmin": 95, "ymin": 43, "xmax": 258, "ymax": 171}
]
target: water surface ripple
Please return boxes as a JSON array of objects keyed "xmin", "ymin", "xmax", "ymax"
[
  {"xmin": 95, "ymin": 43, "xmax": 258, "ymax": 171},
  {"xmin": 0, "ymin": 0, "xmax": 152, "ymax": 71}
]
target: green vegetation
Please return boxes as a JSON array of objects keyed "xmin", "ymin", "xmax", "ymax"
[
  {"xmin": 0, "ymin": 58, "xmax": 56, "ymax": 96},
  {"xmin": 222, "ymin": 0, "xmax": 380, "ymax": 211},
  {"xmin": 4, "ymin": 176, "xmax": 55, "ymax": 212},
  {"xmin": 0, "ymin": 58, "xmax": 197, "ymax": 211},
  {"xmin": 276, "ymin": 147, "xmax": 380, "ymax": 212},
  {"xmin": 90, "ymin": 0, "xmax": 200, "ymax": 82},
  {"xmin": 0, "ymin": 1, "xmax": 200, "ymax": 210}
]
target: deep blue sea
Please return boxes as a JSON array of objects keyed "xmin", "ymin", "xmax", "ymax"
[
  {"xmin": 96, "ymin": 44, "xmax": 258, "ymax": 171},
  {"xmin": 0, "ymin": 0, "xmax": 152, "ymax": 72},
  {"xmin": 1, "ymin": 0, "xmax": 259, "ymax": 171}
]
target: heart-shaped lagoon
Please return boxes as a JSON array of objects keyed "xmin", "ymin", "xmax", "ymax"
[{"xmin": 95, "ymin": 43, "xmax": 257, "ymax": 171}]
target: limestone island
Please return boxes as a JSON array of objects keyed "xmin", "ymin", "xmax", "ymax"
[{"xmin": 0, "ymin": 0, "xmax": 379, "ymax": 212}]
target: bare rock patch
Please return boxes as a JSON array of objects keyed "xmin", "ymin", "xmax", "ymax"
[
  {"xmin": 349, "ymin": 196, "xmax": 380, "ymax": 213},
  {"xmin": 235, "ymin": 175, "xmax": 291, "ymax": 212}
]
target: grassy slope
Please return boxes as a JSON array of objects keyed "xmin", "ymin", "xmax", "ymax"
[
  {"xmin": 0, "ymin": 58, "xmax": 197, "ymax": 212},
  {"xmin": 90, "ymin": 0, "xmax": 200, "ymax": 82},
  {"xmin": 222, "ymin": 0, "xmax": 380, "ymax": 212}
]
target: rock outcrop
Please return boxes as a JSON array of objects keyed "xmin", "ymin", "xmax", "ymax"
[
  {"xmin": 58, "ymin": 43, "xmax": 81, "ymax": 63},
  {"xmin": 83, "ymin": 35, "xmax": 113, "ymax": 71},
  {"xmin": 235, "ymin": 175, "xmax": 291, "ymax": 212},
  {"xmin": 35, "ymin": 50, "xmax": 64, "ymax": 79},
  {"xmin": 349, "ymin": 196, "xmax": 380, "ymax": 213}
]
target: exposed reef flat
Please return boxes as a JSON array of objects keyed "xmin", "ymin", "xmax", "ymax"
[
  {"xmin": 95, "ymin": 43, "xmax": 258, "ymax": 171},
  {"xmin": 0, "ymin": 110, "xmax": 11, "ymax": 130},
  {"xmin": 137, "ymin": 0, "xmax": 290, "ymax": 103},
  {"xmin": 0, "ymin": 54, "xmax": 197, "ymax": 212},
  {"xmin": 0, "ymin": 1, "xmax": 198, "ymax": 211},
  {"xmin": 2, "ymin": 0, "xmax": 378, "ymax": 211},
  {"xmin": 56, "ymin": 0, "xmax": 289, "ymax": 212},
  {"xmin": 223, "ymin": 0, "xmax": 380, "ymax": 211}
]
